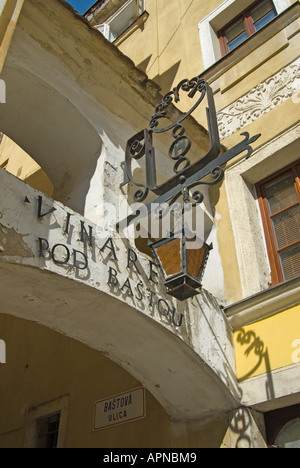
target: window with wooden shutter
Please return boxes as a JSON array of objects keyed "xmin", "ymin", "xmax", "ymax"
[{"xmin": 256, "ymin": 162, "xmax": 300, "ymax": 285}]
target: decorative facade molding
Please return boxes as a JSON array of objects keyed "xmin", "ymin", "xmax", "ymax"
[{"xmin": 217, "ymin": 58, "xmax": 300, "ymax": 139}]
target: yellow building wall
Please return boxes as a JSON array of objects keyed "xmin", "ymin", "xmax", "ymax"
[
  {"xmin": 119, "ymin": 0, "xmax": 224, "ymax": 93},
  {"xmin": 117, "ymin": 0, "xmax": 300, "ymax": 305},
  {"xmin": 0, "ymin": 0, "xmax": 24, "ymax": 72},
  {"xmin": 0, "ymin": 134, "xmax": 54, "ymax": 196},
  {"xmin": 0, "ymin": 314, "xmax": 230, "ymax": 448},
  {"xmin": 118, "ymin": 0, "xmax": 299, "ymax": 142},
  {"xmin": 234, "ymin": 304, "xmax": 300, "ymax": 381}
]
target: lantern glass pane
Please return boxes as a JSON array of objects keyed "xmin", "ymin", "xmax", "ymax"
[
  {"xmin": 186, "ymin": 239, "xmax": 207, "ymax": 279},
  {"xmin": 155, "ymin": 237, "xmax": 182, "ymax": 277}
]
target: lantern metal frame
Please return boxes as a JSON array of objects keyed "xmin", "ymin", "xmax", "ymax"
[
  {"xmin": 117, "ymin": 76, "xmax": 260, "ymax": 232},
  {"xmin": 149, "ymin": 227, "xmax": 212, "ymax": 301}
]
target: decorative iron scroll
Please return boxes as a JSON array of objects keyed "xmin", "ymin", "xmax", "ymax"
[
  {"xmin": 118, "ymin": 76, "xmax": 261, "ymax": 230},
  {"xmin": 149, "ymin": 76, "xmax": 207, "ymax": 132}
]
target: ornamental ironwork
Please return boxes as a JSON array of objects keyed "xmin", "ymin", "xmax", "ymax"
[{"xmin": 117, "ymin": 75, "xmax": 261, "ymax": 230}]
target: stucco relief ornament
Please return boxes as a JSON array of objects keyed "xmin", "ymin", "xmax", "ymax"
[
  {"xmin": 218, "ymin": 60, "xmax": 300, "ymax": 139},
  {"xmin": 117, "ymin": 76, "xmax": 261, "ymax": 230}
]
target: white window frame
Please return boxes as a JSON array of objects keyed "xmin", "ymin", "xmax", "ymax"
[
  {"xmin": 96, "ymin": 0, "xmax": 146, "ymax": 43},
  {"xmin": 198, "ymin": 0, "xmax": 291, "ymax": 69},
  {"xmin": 225, "ymin": 124, "xmax": 300, "ymax": 298}
]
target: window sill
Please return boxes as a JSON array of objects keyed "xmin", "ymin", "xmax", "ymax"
[
  {"xmin": 113, "ymin": 10, "xmax": 149, "ymax": 46},
  {"xmin": 225, "ymin": 275, "xmax": 300, "ymax": 330}
]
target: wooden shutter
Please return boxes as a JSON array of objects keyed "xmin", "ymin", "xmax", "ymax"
[{"xmin": 256, "ymin": 162, "xmax": 300, "ymax": 285}]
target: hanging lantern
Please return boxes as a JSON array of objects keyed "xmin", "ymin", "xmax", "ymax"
[{"xmin": 150, "ymin": 228, "xmax": 212, "ymax": 301}]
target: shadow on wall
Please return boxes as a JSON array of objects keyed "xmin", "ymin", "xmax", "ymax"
[
  {"xmin": 235, "ymin": 327, "xmax": 275, "ymax": 397},
  {"xmin": 0, "ymin": 133, "xmax": 55, "ymax": 197},
  {"xmin": 136, "ymin": 55, "xmax": 181, "ymax": 97}
]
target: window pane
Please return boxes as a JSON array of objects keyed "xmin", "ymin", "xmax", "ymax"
[
  {"xmin": 227, "ymin": 31, "xmax": 248, "ymax": 51},
  {"xmin": 251, "ymin": 0, "xmax": 276, "ymax": 31},
  {"xmin": 225, "ymin": 18, "xmax": 246, "ymax": 42},
  {"xmin": 265, "ymin": 174, "xmax": 298, "ymax": 215},
  {"xmin": 272, "ymin": 205, "xmax": 300, "ymax": 249},
  {"xmin": 251, "ymin": 0, "xmax": 274, "ymax": 22},
  {"xmin": 225, "ymin": 17, "xmax": 249, "ymax": 51},
  {"xmin": 254, "ymin": 10, "xmax": 276, "ymax": 31},
  {"xmin": 36, "ymin": 413, "xmax": 60, "ymax": 448},
  {"xmin": 279, "ymin": 243, "xmax": 300, "ymax": 281}
]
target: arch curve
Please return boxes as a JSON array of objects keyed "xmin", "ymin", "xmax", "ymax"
[
  {"xmin": 0, "ymin": 163, "xmax": 240, "ymax": 421},
  {"xmin": 0, "ymin": 62, "xmax": 102, "ymax": 214},
  {"xmin": 0, "ymin": 259, "xmax": 238, "ymax": 422}
]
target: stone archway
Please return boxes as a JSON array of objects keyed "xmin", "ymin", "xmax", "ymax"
[{"xmin": 0, "ymin": 166, "xmax": 240, "ymax": 422}]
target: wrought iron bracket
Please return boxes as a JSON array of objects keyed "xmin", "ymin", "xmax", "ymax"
[{"xmin": 117, "ymin": 76, "xmax": 261, "ymax": 231}]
